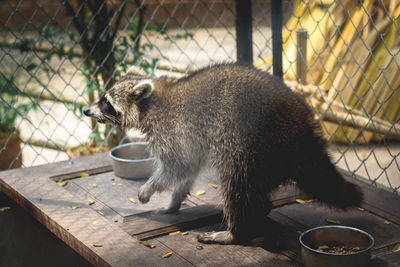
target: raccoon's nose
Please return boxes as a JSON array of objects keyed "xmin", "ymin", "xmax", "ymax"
[{"xmin": 83, "ymin": 107, "xmax": 91, "ymax": 116}]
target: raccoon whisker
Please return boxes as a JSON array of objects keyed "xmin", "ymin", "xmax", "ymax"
[{"xmin": 103, "ymin": 113, "xmax": 121, "ymax": 125}]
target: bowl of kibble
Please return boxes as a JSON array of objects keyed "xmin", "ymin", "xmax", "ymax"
[{"xmin": 299, "ymin": 225, "xmax": 374, "ymax": 267}]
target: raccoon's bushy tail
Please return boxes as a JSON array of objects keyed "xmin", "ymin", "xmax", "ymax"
[{"xmin": 294, "ymin": 148, "xmax": 363, "ymax": 209}]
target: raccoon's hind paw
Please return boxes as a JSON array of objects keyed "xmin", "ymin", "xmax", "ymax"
[
  {"xmin": 156, "ymin": 206, "xmax": 180, "ymax": 214},
  {"xmin": 197, "ymin": 231, "xmax": 238, "ymax": 244}
]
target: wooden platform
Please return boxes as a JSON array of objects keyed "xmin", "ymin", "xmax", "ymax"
[{"xmin": 1, "ymin": 153, "xmax": 400, "ymax": 266}]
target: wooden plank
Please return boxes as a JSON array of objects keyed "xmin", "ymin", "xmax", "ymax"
[
  {"xmin": 153, "ymin": 224, "xmax": 299, "ymax": 266},
  {"xmin": 0, "ymin": 158, "xmax": 189, "ymax": 266},
  {"xmin": 0, "ymin": 152, "xmax": 112, "ymax": 181},
  {"xmin": 69, "ymin": 172, "xmax": 176, "ymax": 217},
  {"xmin": 50, "ymin": 165, "xmax": 113, "ymax": 182},
  {"xmin": 121, "ymin": 205, "xmax": 222, "ymax": 240}
]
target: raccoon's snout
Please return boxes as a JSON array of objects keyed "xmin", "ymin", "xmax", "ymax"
[{"xmin": 83, "ymin": 107, "xmax": 91, "ymax": 116}]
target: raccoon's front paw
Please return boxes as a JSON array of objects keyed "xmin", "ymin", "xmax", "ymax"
[{"xmin": 138, "ymin": 184, "xmax": 153, "ymax": 203}]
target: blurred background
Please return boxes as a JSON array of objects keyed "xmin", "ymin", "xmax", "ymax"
[{"xmin": 0, "ymin": 0, "xmax": 399, "ymax": 194}]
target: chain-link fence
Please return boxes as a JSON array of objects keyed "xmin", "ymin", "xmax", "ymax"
[{"xmin": 0, "ymin": 0, "xmax": 399, "ymax": 194}]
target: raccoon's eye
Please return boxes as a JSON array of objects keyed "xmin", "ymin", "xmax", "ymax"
[{"xmin": 99, "ymin": 97, "xmax": 118, "ymax": 117}]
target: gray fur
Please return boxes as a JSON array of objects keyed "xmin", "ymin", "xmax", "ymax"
[{"xmin": 84, "ymin": 63, "xmax": 362, "ymax": 244}]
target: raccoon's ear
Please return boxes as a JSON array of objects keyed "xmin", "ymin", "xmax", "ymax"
[
  {"xmin": 130, "ymin": 79, "xmax": 154, "ymax": 102},
  {"xmin": 127, "ymin": 65, "xmax": 146, "ymax": 76}
]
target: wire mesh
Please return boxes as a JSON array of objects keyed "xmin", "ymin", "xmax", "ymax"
[{"xmin": 0, "ymin": 0, "xmax": 399, "ymax": 195}]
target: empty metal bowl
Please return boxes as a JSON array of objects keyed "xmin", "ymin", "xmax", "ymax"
[
  {"xmin": 109, "ymin": 142, "xmax": 155, "ymax": 179},
  {"xmin": 299, "ymin": 225, "xmax": 374, "ymax": 267}
]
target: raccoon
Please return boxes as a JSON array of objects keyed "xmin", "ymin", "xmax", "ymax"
[{"xmin": 83, "ymin": 63, "xmax": 362, "ymax": 244}]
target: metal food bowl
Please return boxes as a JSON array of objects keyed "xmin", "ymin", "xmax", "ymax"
[
  {"xmin": 299, "ymin": 225, "xmax": 374, "ymax": 267},
  {"xmin": 109, "ymin": 142, "xmax": 155, "ymax": 179}
]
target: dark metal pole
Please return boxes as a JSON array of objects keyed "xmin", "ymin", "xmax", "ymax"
[
  {"xmin": 271, "ymin": 0, "xmax": 283, "ymax": 78},
  {"xmin": 235, "ymin": 0, "xmax": 253, "ymax": 63}
]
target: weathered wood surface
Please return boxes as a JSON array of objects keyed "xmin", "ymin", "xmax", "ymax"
[{"xmin": 1, "ymin": 153, "xmax": 400, "ymax": 266}]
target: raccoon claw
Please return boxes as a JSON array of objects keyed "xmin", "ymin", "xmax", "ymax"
[{"xmin": 197, "ymin": 231, "xmax": 237, "ymax": 244}]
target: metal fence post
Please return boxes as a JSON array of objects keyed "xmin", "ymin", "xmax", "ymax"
[
  {"xmin": 235, "ymin": 0, "xmax": 253, "ymax": 63},
  {"xmin": 271, "ymin": 0, "xmax": 283, "ymax": 78}
]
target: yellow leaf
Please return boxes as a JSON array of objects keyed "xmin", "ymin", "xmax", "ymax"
[
  {"xmin": 305, "ymin": 199, "xmax": 314, "ymax": 203},
  {"xmin": 195, "ymin": 190, "xmax": 206, "ymax": 196},
  {"xmin": 251, "ymin": 237, "xmax": 264, "ymax": 245},
  {"xmin": 169, "ymin": 231, "xmax": 181, "ymax": 236},
  {"xmin": 112, "ymin": 183, "xmax": 116, "ymax": 186},
  {"xmin": 69, "ymin": 206, "xmax": 81, "ymax": 209},
  {"xmin": 57, "ymin": 180, "xmax": 69, "ymax": 187},
  {"xmin": 357, "ymin": 207, "xmax": 365, "ymax": 212},
  {"xmin": 139, "ymin": 240, "xmax": 156, "ymax": 248},
  {"xmin": 392, "ymin": 243, "xmax": 400, "ymax": 253},
  {"xmin": 93, "ymin": 220, "xmax": 99, "ymax": 225},
  {"xmin": 181, "ymin": 232, "xmax": 189, "ymax": 236},
  {"xmin": 88, "ymin": 200, "xmax": 95, "ymax": 205},
  {"xmin": 317, "ymin": 245, "xmax": 329, "ymax": 251},
  {"xmin": 93, "ymin": 243, "xmax": 102, "ymax": 247},
  {"xmin": 326, "ymin": 218, "xmax": 341, "ymax": 225},
  {"xmin": 384, "ymin": 220, "xmax": 391, "ymax": 225},
  {"xmin": 117, "ymin": 183, "xmax": 122, "ymax": 186},
  {"xmin": 97, "ymin": 211, "xmax": 104, "ymax": 216},
  {"xmin": 296, "ymin": 199, "xmax": 306, "ymax": 204},
  {"xmin": 208, "ymin": 183, "xmax": 218, "ymax": 189},
  {"xmin": 129, "ymin": 197, "xmax": 137, "ymax": 204},
  {"xmin": 162, "ymin": 251, "xmax": 173, "ymax": 258},
  {"xmin": 79, "ymin": 172, "xmax": 89, "ymax": 177},
  {"xmin": 0, "ymin": 207, "xmax": 11, "ymax": 212},
  {"xmin": 93, "ymin": 183, "xmax": 97, "ymax": 188}
]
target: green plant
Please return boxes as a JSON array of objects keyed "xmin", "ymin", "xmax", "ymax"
[
  {"xmin": 8, "ymin": 0, "xmax": 192, "ymax": 149},
  {"xmin": 0, "ymin": 73, "xmax": 37, "ymax": 134}
]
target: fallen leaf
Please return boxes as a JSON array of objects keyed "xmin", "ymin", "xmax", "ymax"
[
  {"xmin": 169, "ymin": 231, "xmax": 181, "ymax": 236},
  {"xmin": 93, "ymin": 183, "xmax": 97, "ymax": 188},
  {"xmin": 93, "ymin": 243, "xmax": 102, "ymax": 247},
  {"xmin": 88, "ymin": 200, "xmax": 95, "ymax": 205},
  {"xmin": 295, "ymin": 199, "xmax": 306, "ymax": 204},
  {"xmin": 162, "ymin": 251, "xmax": 173, "ymax": 258},
  {"xmin": 208, "ymin": 183, "xmax": 218, "ymax": 189},
  {"xmin": 317, "ymin": 245, "xmax": 329, "ymax": 251},
  {"xmin": 357, "ymin": 207, "xmax": 365, "ymax": 212},
  {"xmin": 251, "ymin": 237, "xmax": 264, "ymax": 245},
  {"xmin": 139, "ymin": 240, "xmax": 156, "ymax": 248},
  {"xmin": 181, "ymin": 232, "xmax": 189, "ymax": 236},
  {"xmin": 93, "ymin": 220, "xmax": 99, "ymax": 225},
  {"xmin": 57, "ymin": 180, "xmax": 69, "ymax": 187},
  {"xmin": 80, "ymin": 172, "xmax": 89, "ymax": 177},
  {"xmin": 97, "ymin": 211, "xmax": 104, "ymax": 216},
  {"xmin": 0, "ymin": 207, "xmax": 11, "ymax": 212},
  {"xmin": 384, "ymin": 220, "xmax": 391, "ymax": 225},
  {"xmin": 305, "ymin": 199, "xmax": 314, "ymax": 203},
  {"xmin": 117, "ymin": 183, "xmax": 122, "ymax": 186},
  {"xmin": 392, "ymin": 243, "xmax": 400, "ymax": 253},
  {"xmin": 195, "ymin": 190, "xmax": 206, "ymax": 196},
  {"xmin": 326, "ymin": 218, "xmax": 341, "ymax": 225},
  {"xmin": 69, "ymin": 206, "xmax": 82, "ymax": 209},
  {"xmin": 111, "ymin": 182, "xmax": 116, "ymax": 186},
  {"xmin": 129, "ymin": 197, "xmax": 137, "ymax": 204}
]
